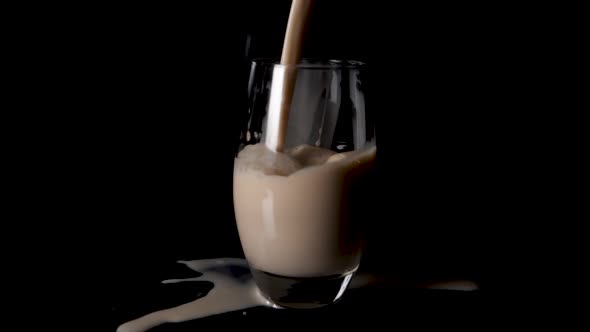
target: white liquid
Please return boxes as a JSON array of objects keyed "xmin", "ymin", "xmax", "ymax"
[
  {"xmin": 233, "ymin": 143, "xmax": 376, "ymax": 277},
  {"xmin": 116, "ymin": 258, "xmax": 275, "ymax": 332},
  {"xmin": 116, "ymin": 258, "xmax": 479, "ymax": 332}
]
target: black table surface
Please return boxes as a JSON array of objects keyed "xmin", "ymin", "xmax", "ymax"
[{"xmin": 110, "ymin": 247, "xmax": 482, "ymax": 331}]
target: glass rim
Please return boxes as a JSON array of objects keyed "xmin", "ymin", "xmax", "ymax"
[{"xmin": 251, "ymin": 58, "xmax": 367, "ymax": 69}]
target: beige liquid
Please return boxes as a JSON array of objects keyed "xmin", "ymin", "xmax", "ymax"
[
  {"xmin": 115, "ymin": 256, "xmax": 367, "ymax": 332},
  {"xmin": 116, "ymin": 258, "xmax": 478, "ymax": 332},
  {"xmin": 116, "ymin": 259, "xmax": 274, "ymax": 332},
  {"xmin": 233, "ymin": 143, "xmax": 377, "ymax": 278}
]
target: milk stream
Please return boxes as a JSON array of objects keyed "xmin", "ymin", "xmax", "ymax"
[{"xmin": 116, "ymin": 258, "xmax": 478, "ymax": 332}]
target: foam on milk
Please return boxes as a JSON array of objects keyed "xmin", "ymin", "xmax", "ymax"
[{"xmin": 233, "ymin": 143, "xmax": 377, "ymax": 278}]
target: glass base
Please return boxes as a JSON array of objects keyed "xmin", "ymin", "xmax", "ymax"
[{"xmin": 251, "ymin": 268, "xmax": 356, "ymax": 309}]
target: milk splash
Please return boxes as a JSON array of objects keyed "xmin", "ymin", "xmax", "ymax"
[
  {"xmin": 116, "ymin": 258, "xmax": 479, "ymax": 332},
  {"xmin": 116, "ymin": 258, "xmax": 276, "ymax": 332}
]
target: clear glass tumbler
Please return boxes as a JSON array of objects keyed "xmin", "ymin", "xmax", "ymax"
[{"xmin": 233, "ymin": 59, "xmax": 376, "ymax": 308}]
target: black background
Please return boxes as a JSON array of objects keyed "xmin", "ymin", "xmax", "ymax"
[
  {"xmin": 8, "ymin": 1, "xmax": 580, "ymax": 329},
  {"xmin": 52, "ymin": 1, "xmax": 494, "ymax": 329}
]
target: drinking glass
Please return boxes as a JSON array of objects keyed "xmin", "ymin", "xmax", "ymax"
[{"xmin": 233, "ymin": 59, "xmax": 376, "ymax": 308}]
